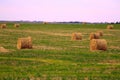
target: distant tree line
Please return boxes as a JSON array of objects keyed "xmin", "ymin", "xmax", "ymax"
[
  {"xmin": 0, "ymin": 21, "xmax": 120, "ymax": 24},
  {"xmin": 115, "ymin": 22, "xmax": 120, "ymax": 24},
  {"xmin": 109, "ymin": 22, "xmax": 120, "ymax": 24}
]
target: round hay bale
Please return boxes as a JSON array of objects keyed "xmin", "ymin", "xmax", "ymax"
[
  {"xmin": 43, "ymin": 22, "xmax": 48, "ymax": 24},
  {"xmin": 17, "ymin": 36, "xmax": 32, "ymax": 49},
  {"xmin": 97, "ymin": 31, "xmax": 103, "ymax": 36},
  {"xmin": 107, "ymin": 25, "xmax": 113, "ymax": 29},
  {"xmin": 0, "ymin": 24, "xmax": 7, "ymax": 29},
  {"xmin": 90, "ymin": 39, "xmax": 107, "ymax": 51},
  {"xmin": 82, "ymin": 22, "xmax": 86, "ymax": 24},
  {"xmin": 71, "ymin": 33, "xmax": 82, "ymax": 40},
  {"xmin": 14, "ymin": 24, "xmax": 20, "ymax": 28},
  {"xmin": 89, "ymin": 32, "xmax": 100, "ymax": 40}
]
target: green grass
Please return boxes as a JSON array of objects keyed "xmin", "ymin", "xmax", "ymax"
[{"xmin": 0, "ymin": 23, "xmax": 120, "ymax": 80}]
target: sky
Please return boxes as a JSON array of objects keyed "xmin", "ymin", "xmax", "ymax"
[{"xmin": 0, "ymin": 0, "xmax": 120, "ymax": 22}]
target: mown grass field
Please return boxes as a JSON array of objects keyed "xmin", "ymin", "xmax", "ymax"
[{"xmin": 0, "ymin": 23, "xmax": 120, "ymax": 80}]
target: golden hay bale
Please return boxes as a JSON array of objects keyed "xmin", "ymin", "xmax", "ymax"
[
  {"xmin": 0, "ymin": 24, "xmax": 7, "ymax": 29},
  {"xmin": 14, "ymin": 24, "xmax": 20, "ymax": 28},
  {"xmin": 82, "ymin": 22, "xmax": 86, "ymax": 24},
  {"xmin": 107, "ymin": 25, "xmax": 114, "ymax": 29},
  {"xmin": 97, "ymin": 31, "xmax": 103, "ymax": 36},
  {"xmin": 89, "ymin": 32, "xmax": 100, "ymax": 40},
  {"xmin": 90, "ymin": 39, "xmax": 107, "ymax": 51},
  {"xmin": 71, "ymin": 33, "xmax": 82, "ymax": 40},
  {"xmin": 17, "ymin": 36, "xmax": 32, "ymax": 49},
  {"xmin": 43, "ymin": 22, "xmax": 48, "ymax": 24}
]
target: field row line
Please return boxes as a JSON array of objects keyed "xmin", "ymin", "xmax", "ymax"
[
  {"xmin": 0, "ymin": 57, "xmax": 120, "ymax": 65},
  {"xmin": 0, "ymin": 57, "xmax": 76, "ymax": 65}
]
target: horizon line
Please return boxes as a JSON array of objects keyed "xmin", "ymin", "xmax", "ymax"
[{"xmin": 0, "ymin": 20, "xmax": 119, "ymax": 23}]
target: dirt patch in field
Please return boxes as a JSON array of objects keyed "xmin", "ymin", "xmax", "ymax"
[
  {"xmin": 109, "ymin": 46, "xmax": 120, "ymax": 50},
  {"xmin": 0, "ymin": 47, "xmax": 9, "ymax": 53},
  {"xmin": 30, "ymin": 76, "xmax": 77, "ymax": 80},
  {"xmin": 82, "ymin": 32, "xmax": 89, "ymax": 35},
  {"xmin": 45, "ymin": 32, "xmax": 70, "ymax": 36},
  {"xmin": 99, "ymin": 60, "xmax": 120, "ymax": 65},
  {"xmin": 33, "ymin": 45, "xmax": 64, "ymax": 50},
  {"xmin": 6, "ymin": 29, "xmax": 71, "ymax": 37},
  {"xmin": 115, "ymin": 40, "xmax": 120, "ymax": 42},
  {"xmin": 104, "ymin": 34, "xmax": 114, "ymax": 36},
  {"xmin": 108, "ymin": 29, "xmax": 120, "ymax": 32},
  {"xmin": 72, "ymin": 45, "xmax": 88, "ymax": 49},
  {"xmin": 0, "ymin": 34, "xmax": 9, "ymax": 36}
]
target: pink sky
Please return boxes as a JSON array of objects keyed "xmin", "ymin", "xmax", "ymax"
[{"xmin": 0, "ymin": 0, "xmax": 120, "ymax": 22}]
